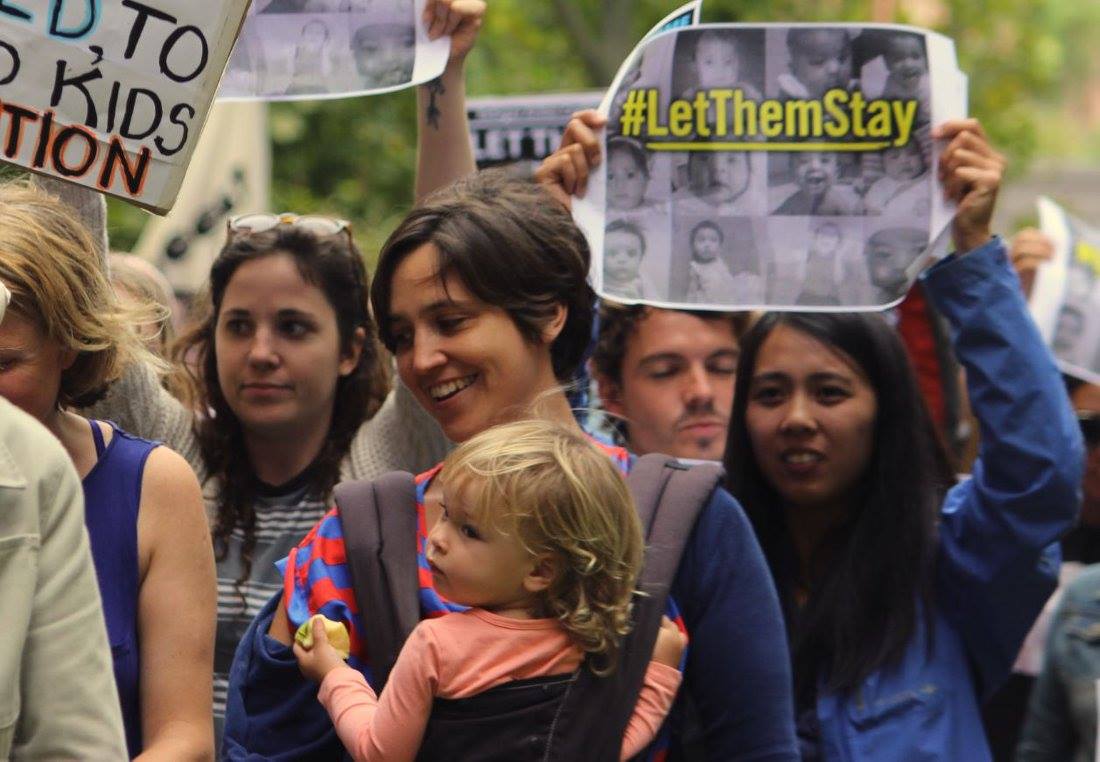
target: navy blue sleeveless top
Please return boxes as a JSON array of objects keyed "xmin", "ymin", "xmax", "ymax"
[{"xmin": 83, "ymin": 420, "xmax": 157, "ymax": 758}]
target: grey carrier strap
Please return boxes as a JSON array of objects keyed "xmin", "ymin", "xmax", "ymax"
[{"xmin": 335, "ymin": 453, "xmax": 724, "ymax": 761}]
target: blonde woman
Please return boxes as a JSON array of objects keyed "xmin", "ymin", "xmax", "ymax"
[{"xmin": 0, "ymin": 181, "xmax": 216, "ymax": 760}]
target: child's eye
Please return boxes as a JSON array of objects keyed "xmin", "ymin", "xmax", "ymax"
[{"xmin": 460, "ymin": 524, "xmax": 481, "ymax": 540}]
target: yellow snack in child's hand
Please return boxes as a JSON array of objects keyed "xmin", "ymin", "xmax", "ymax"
[{"xmin": 295, "ymin": 615, "xmax": 351, "ymax": 660}]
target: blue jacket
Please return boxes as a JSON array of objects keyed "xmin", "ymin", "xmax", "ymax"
[
  {"xmin": 223, "ymin": 483, "xmax": 800, "ymax": 760},
  {"xmin": 813, "ymin": 239, "xmax": 1083, "ymax": 760}
]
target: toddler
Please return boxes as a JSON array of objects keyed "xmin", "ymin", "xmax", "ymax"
[
  {"xmin": 777, "ymin": 28, "xmax": 854, "ymax": 99},
  {"xmin": 863, "ymin": 141, "xmax": 930, "ymax": 218},
  {"xmin": 674, "ymin": 151, "xmax": 754, "ymax": 216},
  {"xmin": 865, "ymin": 226, "xmax": 927, "ymax": 302},
  {"xmin": 604, "ymin": 220, "xmax": 651, "ymax": 299},
  {"xmin": 607, "ymin": 138, "xmax": 653, "ymax": 211},
  {"xmin": 295, "ymin": 421, "xmax": 685, "ymax": 761},
  {"xmin": 880, "ymin": 31, "xmax": 929, "ymax": 123},
  {"xmin": 796, "ymin": 222, "xmax": 843, "ymax": 306},
  {"xmin": 774, "ymin": 151, "xmax": 862, "ymax": 215},
  {"xmin": 686, "ymin": 220, "xmax": 763, "ymax": 304},
  {"xmin": 685, "ymin": 29, "xmax": 762, "ymax": 99}
]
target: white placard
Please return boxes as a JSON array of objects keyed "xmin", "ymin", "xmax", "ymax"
[
  {"xmin": 217, "ymin": 0, "xmax": 449, "ymax": 102},
  {"xmin": 0, "ymin": 0, "xmax": 251, "ymax": 213},
  {"xmin": 574, "ymin": 23, "xmax": 969, "ymax": 311}
]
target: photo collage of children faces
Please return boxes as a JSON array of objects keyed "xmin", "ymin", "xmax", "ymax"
[
  {"xmin": 220, "ymin": 0, "xmax": 417, "ymax": 99},
  {"xmin": 602, "ymin": 25, "xmax": 936, "ymax": 310},
  {"xmin": 1051, "ymin": 213, "xmax": 1100, "ymax": 380}
]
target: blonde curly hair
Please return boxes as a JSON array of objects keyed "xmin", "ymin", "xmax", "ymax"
[
  {"xmin": 441, "ymin": 420, "xmax": 644, "ymax": 675},
  {"xmin": 0, "ymin": 180, "xmax": 160, "ymax": 408}
]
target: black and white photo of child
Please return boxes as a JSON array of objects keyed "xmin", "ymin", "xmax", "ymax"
[
  {"xmin": 604, "ymin": 219, "xmax": 655, "ymax": 300},
  {"xmin": 795, "ymin": 222, "xmax": 846, "ymax": 306},
  {"xmin": 770, "ymin": 28, "xmax": 857, "ymax": 100},
  {"xmin": 861, "ymin": 30, "xmax": 931, "ymax": 125},
  {"xmin": 771, "ymin": 151, "xmax": 862, "ymax": 215},
  {"xmin": 607, "ymin": 138, "xmax": 670, "ymax": 210},
  {"xmin": 862, "ymin": 140, "xmax": 931, "ymax": 219},
  {"xmin": 864, "ymin": 226, "xmax": 928, "ymax": 303},
  {"xmin": 285, "ymin": 19, "xmax": 334, "ymax": 95},
  {"xmin": 222, "ymin": 21, "xmax": 269, "ymax": 93},
  {"xmin": 348, "ymin": 0, "xmax": 416, "ymax": 88},
  {"xmin": 762, "ymin": 216, "xmax": 869, "ymax": 306},
  {"xmin": 672, "ymin": 28, "xmax": 765, "ymax": 103},
  {"xmin": 671, "ymin": 217, "xmax": 765, "ymax": 305},
  {"xmin": 673, "ymin": 150, "xmax": 765, "ymax": 216}
]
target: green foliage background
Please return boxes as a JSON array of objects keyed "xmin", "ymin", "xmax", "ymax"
[{"xmin": 106, "ymin": 0, "xmax": 1100, "ymax": 257}]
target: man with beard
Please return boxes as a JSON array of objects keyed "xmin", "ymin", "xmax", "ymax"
[{"xmin": 591, "ymin": 301, "xmax": 747, "ymax": 462}]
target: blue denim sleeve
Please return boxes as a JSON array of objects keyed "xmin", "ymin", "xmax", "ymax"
[
  {"xmin": 1016, "ymin": 571, "xmax": 1097, "ymax": 761},
  {"xmin": 922, "ymin": 238, "xmax": 1085, "ymax": 698},
  {"xmin": 670, "ymin": 486, "xmax": 799, "ymax": 761},
  {"xmin": 221, "ymin": 592, "xmax": 346, "ymax": 761}
]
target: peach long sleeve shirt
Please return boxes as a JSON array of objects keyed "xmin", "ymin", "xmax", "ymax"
[{"xmin": 317, "ymin": 608, "xmax": 682, "ymax": 761}]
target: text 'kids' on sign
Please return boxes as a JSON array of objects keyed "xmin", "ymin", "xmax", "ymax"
[
  {"xmin": 0, "ymin": 0, "xmax": 250, "ymax": 213},
  {"xmin": 573, "ymin": 23, "xmax": 968, "ymax": 312}
]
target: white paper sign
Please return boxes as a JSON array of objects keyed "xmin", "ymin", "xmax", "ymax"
[
  {"xmin": 1031, "ymin": 197, "xmax": 1100, "ymax": 384},
  {"xmin": 574, "ymin": 23, "xmax": 969, "ymax": 311},
  {"xmin": 218, "ymin": 0, "xmax": 448, "ymax": 102},
  {"xmin": 0, "ymin": 0, "xmax": 251, "ymax": 213}
]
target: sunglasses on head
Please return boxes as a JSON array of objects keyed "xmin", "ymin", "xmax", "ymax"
[
  {"xmin": 227, "ymin": 212, "xmax": 352, "ymax": 240},
  {"xmin": 1080, "ymin": 412, "xmax": 1100, "ymax": 448}
]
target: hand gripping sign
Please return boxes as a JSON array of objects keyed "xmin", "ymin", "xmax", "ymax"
[
  {"xmin": 573, "ymin": 22, "xmax": 969, "ymax": 311},
  {"xmin": 1030, "ymin": 197, "xmax": 1100, "ymax": 385},
  {"xmin": 0, "ymin": 0, "xmax": 251, "ymax": 214},
  {"xmin": 218, "ymin": 0, "xmax": 449, "ymax": 102}
]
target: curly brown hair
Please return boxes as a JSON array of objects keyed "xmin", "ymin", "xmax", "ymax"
[
  {"xmin": 441, "ymin": 419, "xmax": 644, "ymax": 676},
  {"xmin": 172, "ymin": 226, "xmax": 390, "ymax": 581}
]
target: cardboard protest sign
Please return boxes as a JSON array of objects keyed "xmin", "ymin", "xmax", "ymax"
[
  {"xmin": 574, "ymin": 23, "xmax": 968, "ymax": 311},
  {"xmin": 1030, "ymin": 197, "xmax": 1100, "ymax": 384},
  {"xmin": 218, "ymin": 0, "xmax": 448, "ymax": 102},
  {"xmin": 0, "ymin": 0, "xmax": 250, "ymax": 213}
]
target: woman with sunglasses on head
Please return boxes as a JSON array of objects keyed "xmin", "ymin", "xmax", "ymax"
[
  {"xmin": 228, "ymin": 169, "xmax": 799, "ymax": 760},
  {"xmin": 85, "ymin": 0, "xmax": 486, "ymax": 742},
  {"xmin": 716, "ymin": 119, "xmax": 1082, "ymax": 760},
  {"xmin": 0, "ymin": 181, "xmax": 217, "ymax": 760}
]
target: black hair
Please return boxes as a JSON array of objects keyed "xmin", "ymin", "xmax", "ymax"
[
  {"xmin": 371, "ymin": 169, "xmax": 594, "ymax": 382},
  {"xmin": 723, "ymin": 311, "xmax": 955, "ymax": 706}
]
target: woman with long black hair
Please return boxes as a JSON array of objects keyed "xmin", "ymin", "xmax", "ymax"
[{"xmin": 722, "ymin": 119, "xmax": 1083, "ymax": 759}]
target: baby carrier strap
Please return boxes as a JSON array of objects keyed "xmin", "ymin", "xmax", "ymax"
[
  {"xmin": 335, "ymin": 471, "xmax": 420, "ymax": 688},
  {"xmin": 544, "ymin": 454, "xmax": 724, "ymax": 761}
]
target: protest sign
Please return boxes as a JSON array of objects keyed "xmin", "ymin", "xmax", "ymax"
[
  {"xmin": 574, "ymin": 23, "xmax": 968, "ymax": 311},
  {"xmin": 218, "ymin": 0, "xmax": 448, "ymax": 102},
  {"xmin": 468, "ymin": 91, "xmax": 602, "ymax": 169},
  {"xmin": 0, "ymin": 0, "xmax": 250, "ymax": 213},
  {"xmin": 1030, "ymin": 197, "xmax": 1100, "ymax": 384}
]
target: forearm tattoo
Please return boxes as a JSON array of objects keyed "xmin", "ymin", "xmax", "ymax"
[{"xmin": 425, "ymin": 77, "xmax": 446, "ymax": 130}]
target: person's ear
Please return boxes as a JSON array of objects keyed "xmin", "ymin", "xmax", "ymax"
[
  {"xmin": 593, "ymin": 364, "xmax": 626, "ymax": 418},
  {"xmin": 539, "ymin": 304, "xmax": 568, "ymax": 345},
  {"xmin": 523, "ymin": 554, "xmax": 559, "ymax": 595},
  {"xmin": 338, "ymin": 327, "xmax": 367, "ymax": 377}
]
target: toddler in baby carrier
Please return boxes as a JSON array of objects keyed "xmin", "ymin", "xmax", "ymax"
[{"xmin": 294, "ymin": 422, "xmax": 722, "ymax": 761}]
